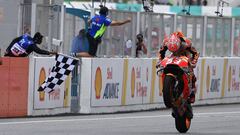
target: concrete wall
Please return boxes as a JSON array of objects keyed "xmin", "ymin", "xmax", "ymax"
[{"xmin": 1, "ymin": 56, "xmax": 240, "ymax": 117}]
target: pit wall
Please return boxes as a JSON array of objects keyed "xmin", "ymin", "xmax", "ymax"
[
  {"xmin": 79, "ymin": 57, "xmax": 240, "ymax": 113},
  {"xmin": 0, "ymin": 57, "xmax": 240, "ymax": 117},
  {"xmin": 0, "ymin": 57, "xmax": 29, "ymax": 117}
]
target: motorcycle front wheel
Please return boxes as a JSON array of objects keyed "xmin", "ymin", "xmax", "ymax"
[
  {"xmin": 162, "ymin": 75, "xmax": 175, "ymax": 108},
  {"xmin": 175, "ymin": 114, "xmax": 191, "ymax": 133}
]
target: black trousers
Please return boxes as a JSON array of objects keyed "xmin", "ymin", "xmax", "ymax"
[{"xmin": 86, "ymin": 33, "xmax": 101, "ymax": 57}]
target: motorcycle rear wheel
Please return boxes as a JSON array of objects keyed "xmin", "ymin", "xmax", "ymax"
[
  {"xmin": 162, "ymin": 75, "xmax": 175, "ymax": 108},
  {"xmin": 175, "ymin": 114, "xmax": 191, "ymax": 133}
]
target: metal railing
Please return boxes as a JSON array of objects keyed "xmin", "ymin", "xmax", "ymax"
[
  {"xmin": 18, "ymin": 3, "xmax": 64, "ymax": 53},
  {"xmin": 18, "ymin": 4, "xmax": 240, "ymax": 57},
  {"xmin": 96, "ymin": 10, "xmax": 240, "ymax": 57}
]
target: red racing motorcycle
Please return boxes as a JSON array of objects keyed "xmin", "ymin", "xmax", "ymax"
[{"xmin": 157, "ymin": 55, "xmax": 193, "ymax": 133}]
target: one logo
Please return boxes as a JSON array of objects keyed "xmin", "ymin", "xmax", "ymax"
[
  {"xmin": 131, "ymin": 67, "xmax": 135, "ymax": 98},
  {"xmin": 95, "ymin": 67, "xmax": 102, "ymax": 99},
  {"xmin": 39, "ymin": 67, "xmax": 46, "ymax": 101}
]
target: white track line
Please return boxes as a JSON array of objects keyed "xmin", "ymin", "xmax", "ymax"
[{"xmin": 0, "ymin": 111, "xmax": 240, "ymax": 125}]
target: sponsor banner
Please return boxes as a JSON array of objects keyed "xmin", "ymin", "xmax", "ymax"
[
  {"xmin": 125, "ymin": 59, "xmax": 152, "ymax": 105},
  {"xmin": 225, "ymin": 58, "xmax": 240, "ymax": 97},
  {"xmin": 33, "ymin": 57, "xmax": 70, "ymax": 109},
  {"xmin": 202, "ymin": 58, "xmax": 224, "ymax": 99},
  {"xmin": 91, "ymin": 58, "xmax": 123, "ymax": 107}
]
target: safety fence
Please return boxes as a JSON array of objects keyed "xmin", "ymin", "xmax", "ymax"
[
  {"xmin": 99, "ymin": 10, "xmax": 240, "ymax": 57},
  {"xmin": 17, "ymin": 3, "xmax": 64, "ymax": 53},
  {"xmin": 1, "ymin": 57, "xmax": 240, "ymax": 117},
  {"xmin": 8, "ymin": 4, "xmax": 240, "ymax": 58}
]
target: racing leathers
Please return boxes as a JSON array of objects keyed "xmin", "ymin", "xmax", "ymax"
[{"xmin": 159, "ymin": 32, "xmax": 200, "ymax": 103}]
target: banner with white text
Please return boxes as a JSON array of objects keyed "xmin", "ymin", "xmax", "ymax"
[
  {"xmin": 125, "ymin": 59, "xmax": 152, "ymax": 105},
  {"xmin": 225, "ymin": 58, "xmax": 240, "ymax": 97},
  {"xmin": 201, "ymin": 58, "xmax": 224, "ymax": 99},
  {"xmin": 91, "ymin": 58, "xmax": 124, "ymax": 107}
]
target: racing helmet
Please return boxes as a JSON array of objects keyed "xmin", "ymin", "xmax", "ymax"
[{"xmin": 166, "ymin": 33, "xmax": 181, "ymax": 53}]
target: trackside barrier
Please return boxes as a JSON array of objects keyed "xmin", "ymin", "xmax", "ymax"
[
  {"xmin": 79, "ymin": 57, "xmax": 240, "ymax": 114},
  {"xmin": 0, "ymin": 57, "xmax": 28, "ymax": 117},
  {"xmin": 1, "ymin": 57, "xmax": 240, "ymax": 117}
]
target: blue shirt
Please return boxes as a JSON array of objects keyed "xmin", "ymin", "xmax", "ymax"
[
  {"xmin": 17, "ymin": 34, "xmax": 34, "ymax": 49},
  {"xmin": 71, "ymin": 35, "xmax": 89, "ymax": 53},
  {"xmin": 10, "ymin": 34, "xmax": 34, "ymax": 56},
  {"xmin": 89, "ymin": 15, "xmax": 112, "ymax": 39}
]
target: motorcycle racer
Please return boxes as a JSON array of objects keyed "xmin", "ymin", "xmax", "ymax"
[{"xmin": 158, "ymin": 31, "xmax": 200, "ymax": 103}]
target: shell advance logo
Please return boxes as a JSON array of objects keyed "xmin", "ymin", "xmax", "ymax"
[
  {"xmin": 94, "ymin": 66, "xmax": 120, "ymax": 100},
  {"xmin": 95, "ymin": 67, "xmax": 102, "ymax": 99},
  {"xmin": 131, "ymin": 67, "xmax": 135, "ymax": 97},
  {"xmin": 39, "ymin": 68, "xmax": 46, "ymax": 101}
]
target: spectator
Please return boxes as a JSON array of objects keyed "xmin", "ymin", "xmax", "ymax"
[
  {"xmin": 73, "ymin": 6, "xmax": 131, "ymax": 57},
  {"xmin": 125, "ymin": 39, "xmax": 132, "ymax": 56},
  {"xmin": 71, "ymin": 29, "xmax": 89, "ymax": 54},
  {"xmin": 158, "ymin": 31, "xmax": 199, "ymax": 103},
  {"xmin": 4, "ymin": 32, "xmax": 56, "ymax": 57},
  {"xmin": 136, "ymin": 33, "xmax": 147, "ymax": 57}
]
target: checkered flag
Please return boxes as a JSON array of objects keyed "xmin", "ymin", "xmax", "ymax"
[{"xmin": 38, "ymin": 54, "xmax": 78, "ymax": 93}]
